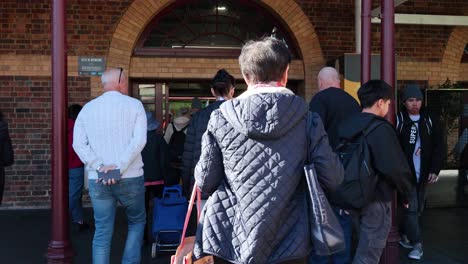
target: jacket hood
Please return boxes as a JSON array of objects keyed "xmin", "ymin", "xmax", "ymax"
[
  {"xmin": 338, "ymin": 112, "xmax": 386, "ymax": 140},
  {"xmin": 219, "ymin": 92, "xmax": 308, "ymax": 140},
  {"xmin": 173, "ymin": 116, "xmax": 190, "ymax": 130}
]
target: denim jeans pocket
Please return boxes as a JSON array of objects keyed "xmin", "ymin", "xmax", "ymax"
[
  {"xmin": 118, "ymin": 177, "xmax": 145, "ymax": 200},
  {"xmin": 88, "ymin": 180, "xmax": 112, "ymax": 200}
]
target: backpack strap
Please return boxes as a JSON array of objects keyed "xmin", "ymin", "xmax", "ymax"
[
  {"xmin": 396, "ymin": 111, "xmax": 404, "ymax": 134},
  {"xmin": 363, "ymin": 120, "xmax": 385, "ymax": 137},
  {"xmin": 425, "ymin": 115, "xmax": 433, "ymax": 135},
  {"xmin": 172, "ymin": 122, "xmax": 188, "ymax": 133}
]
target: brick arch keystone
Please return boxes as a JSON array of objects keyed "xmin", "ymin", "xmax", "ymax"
[
  {"xmin": 107, "ymin": 0, "xmax": 325, "ymax": 98},
  {"xmin": 440, "ymin": 26, "xmax": 468, "ymax": 83}
]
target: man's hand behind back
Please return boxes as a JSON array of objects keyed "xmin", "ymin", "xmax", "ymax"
[{"xmin": 97, "ymin": 165, "xmax": 119, "ymax": 185}]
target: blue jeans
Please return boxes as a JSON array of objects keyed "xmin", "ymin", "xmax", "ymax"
[
  {"xmin": 89, "ymin": 176, "xmax": 146, "ymax": 264},
  {"xmin": 69, "ymin": 167, "xmax": 84, "ymax": 223},
  {"xmin": 309, "ymin": 206, "xmax": 353, "ymax": 264}
]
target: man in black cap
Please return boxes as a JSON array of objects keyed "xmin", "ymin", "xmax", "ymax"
[{"xmin": 396, "ymin": 84, "xmax": 444, "ymax": 260}]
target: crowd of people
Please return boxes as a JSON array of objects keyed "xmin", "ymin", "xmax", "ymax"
[{"xmin": 0, "ymin": 36, "xmax": 455, "ymax": 264}]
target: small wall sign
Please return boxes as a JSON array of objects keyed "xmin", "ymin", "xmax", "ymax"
[{"xmin": 78, "ymin": 57, "xmax": 106, "ymax": 76}]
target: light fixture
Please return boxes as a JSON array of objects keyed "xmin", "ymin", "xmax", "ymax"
[{"xmin": 216, "ymin": 6, "xmax": 227, "ymax": 11}]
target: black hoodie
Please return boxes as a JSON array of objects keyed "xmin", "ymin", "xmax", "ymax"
[{"xmin": 338, "ymin": 112, "xmax": 412, "ymax": 202}]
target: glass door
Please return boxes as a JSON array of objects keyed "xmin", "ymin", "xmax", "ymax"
[{"xmin": 132, "ymin": 81, "xmax": 169, "ymax": 133}]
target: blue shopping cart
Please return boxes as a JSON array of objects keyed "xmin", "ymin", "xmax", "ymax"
[{"xmin": 150, "ymin": 185, "xmax": 187, "ymax": 258}]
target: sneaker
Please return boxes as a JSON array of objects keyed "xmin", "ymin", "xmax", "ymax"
[
  {"xmin": 399, "ymin": 235, "xmax": 413, "ymax": 249},
  {"xmin": 408, "ymin": 243, "xmax": 423, "ymax": 260}
]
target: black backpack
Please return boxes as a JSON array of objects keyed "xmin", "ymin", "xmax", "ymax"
[
  {"xmin": 168, "ymin": 123, "xmax": 188, "ymax": 164},
  {"xmin": 330, "ymin": 121, "xmax": 384, "ymax": 209}
]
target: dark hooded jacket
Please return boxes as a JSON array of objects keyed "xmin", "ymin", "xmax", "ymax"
[
  {"xmin": 141, "ymin": 121, "xmax": 169, "ymax": 183},
  {"xmin": 181, "ymin": 100, "xmax": 224, "ymax": 197},
  {"xmin": 193, "ymin": 91, "xmax": 343, "ymax": 264},
  {"xmin": 338, "ymin": 112, "xmax": 412, "ymax": 202}
]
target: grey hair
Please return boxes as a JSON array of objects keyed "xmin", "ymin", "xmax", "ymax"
[
  {"xmin": 101, "ymin": 68, "xmax": 125, "ymax": 89},
  {"xmin": 239, "ymin": 37, "xmax": 291, "ymax": 84}
]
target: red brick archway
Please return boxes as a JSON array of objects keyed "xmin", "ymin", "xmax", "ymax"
[
  {"xmin": 441, "ymin": 26, "xmax": 468, "ymax": 82},
  {"xmin": 107, "ymin": 0, "xmax": 325, "ymax": 99}
]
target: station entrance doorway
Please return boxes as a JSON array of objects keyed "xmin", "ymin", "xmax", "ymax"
[{"xmin": 131, "ymin": 79, "xmax": 300, "ymax": 132}]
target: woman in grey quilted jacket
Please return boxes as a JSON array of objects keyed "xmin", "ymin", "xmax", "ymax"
[{"xmin": 193, "ymin": 37, "xmax": 344, "ymax": 264}]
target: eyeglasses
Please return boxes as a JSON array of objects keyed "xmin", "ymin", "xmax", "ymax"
[{"xmin": 118, "ymin": 67, "xmax": 123, "ymax": 84}]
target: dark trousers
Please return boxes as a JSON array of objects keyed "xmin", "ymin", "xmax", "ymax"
[
  {"xmin": 402, "ymin": 186, "xmax": 422, "ymax": 244},
  {"xmin": 351, "ymin": 201, "xmax": 392, "ymax": 264}
]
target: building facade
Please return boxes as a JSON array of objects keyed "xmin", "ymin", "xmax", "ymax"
[{"xmin": 0, "ymin": 0, "xmax": 467, "ymax": 208}]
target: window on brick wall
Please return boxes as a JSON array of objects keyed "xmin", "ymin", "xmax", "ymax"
[
  {"xmin": 462, "ymin": 43, "xmax": 468, "ymax": 63},
  {"xmin": 134, "ymin": 0, "xmax": 300, "ymax": 58}
]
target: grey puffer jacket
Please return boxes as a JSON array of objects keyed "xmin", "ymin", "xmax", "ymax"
[{"xmin": 193, "ymin": 91, "xmax": 344, "ymax": 264}]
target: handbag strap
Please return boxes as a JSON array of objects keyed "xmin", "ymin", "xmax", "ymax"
[
  {"xmin": 305, "ymin": 112, "xmax": 313, "ymax": 164},
  {"xmin": 178, "ymin": 184, "xmax": 201, "ymax": 250}
]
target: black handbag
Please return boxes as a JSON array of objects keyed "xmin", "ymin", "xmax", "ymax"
[{"xmin": 304, "ymin": 113, "xmax": 345, "ymax": 256}]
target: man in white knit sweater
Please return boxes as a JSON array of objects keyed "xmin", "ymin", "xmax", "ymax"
[{"xmin": 73, "ymin": 68, "xmax": 147, "ymax": 264}]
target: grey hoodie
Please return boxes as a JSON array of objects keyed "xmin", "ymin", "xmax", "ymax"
[{"xmin": 193, "ymin": 91, "xmax": 343, "ymax": 264}]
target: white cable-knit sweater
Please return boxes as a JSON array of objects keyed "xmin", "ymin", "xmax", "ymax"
[{"xmin": 73, "ymin": 91, "xmax": 147, "ymax": 179}]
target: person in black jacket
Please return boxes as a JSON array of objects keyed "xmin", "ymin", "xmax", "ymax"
[
  {"xmin": 141, "ymin": 111, "xmax": 169, "ymax": 242},
  {"xmin": 181, "ymin": 69, "xmax": 235, "ymax": 237},
  {"xmin": 0, "ymin": 110, "xmax": 14, "ymax": 205},
  {"xmin": 309, "ymin": 67, "xmax": 361, "ymax": 148},
  {"xmin": 142, "ymin": 111, "xmax": 168, "ymax": 192},
  {"xmin": 309, "ymin": 67, "xmax": 360, "ymax": 264},
  {"xmin": 395, "ymin": 84, "xmax": 443, "ymax": 260},
  {"xmin": 338, "ymin": 80, "xmax": 412, "ymax": 264},
  {"xmin": 181, "ymin": 69, "xmax": 235, "ymax": 197}
]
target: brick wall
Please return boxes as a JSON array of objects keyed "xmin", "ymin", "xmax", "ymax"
[
  {"xmin": 395, "ymin": 0, "xmax": 468, "ymax": 15},
  {"xmin": 0, "ymin": 0, "xmax": 132, "ymax": 56},
  {"xmin": 129, "ymin": 58, "xmax": 305, "ymax": 80},
  {"xmin": 0, "ymin": 76, "xmax": 90, "ymax": 208},
  {"xmin": 461, "ymin": 64, "xmax": 468, "ymax": 80},
  {"xmin": 296, "ymin": 0, "xmax": 466, "ymax": 62},
  {"xmin": 1, "ymin": 0, "xmax": 466, "ymax": 61}
]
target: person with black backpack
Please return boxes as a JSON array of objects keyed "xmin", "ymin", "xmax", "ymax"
[
  {"xmin": 0, "ymin": 110, "xmax": 14, "ymax": 205},
  {"xmin": 395, "ymin": 84, "xmax": 443, "ymax": 260},
  {"xmin": 333, "ymin": 80, "xmax": 412, "ymax": 264},
  {"xmin": 164, "ymin": 107, "xmax": 191, "ymax": 185}
]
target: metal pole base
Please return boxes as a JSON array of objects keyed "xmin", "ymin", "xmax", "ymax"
[{"xmin": 46, "ymin": 240, "xmax": 74, "ymax": 264}]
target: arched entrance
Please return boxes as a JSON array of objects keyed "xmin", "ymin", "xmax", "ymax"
[
  {"xmin": 441, "ymin": 26, "xmax": 468, "ymax": 82},
  {"xmin": 106, "ymin": 0, "xmax": 325, "ymax": 98}
]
